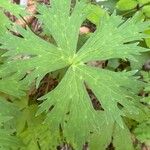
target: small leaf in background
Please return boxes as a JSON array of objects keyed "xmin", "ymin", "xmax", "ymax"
[
  {"xmin": 142, "ymin": 5, "xmax": 150, "ymax": 18},
  {"xmin": 116, "ymin": 0, "xmax": 138, "ymax": 11},
  {"xmin": 141, "ymin": 71, "xmax": 150, "ymax": 91},
  {"xmin": 145, "ymin": 29, "xmax": 150, "ymax": 48},
  {"xmin": 134, "ymin": 71, "xmax": 150, "ymax": 148},
  {"xmin": 107, "ymin": 59, "xmax": 120, "ymax": 70},
  {"xmin": 137, "ymin": 0, "xmax": 150, "ymax": 5},
  {"xmin": 141, "ymin": 97, "xmax": 150, "ymax": 105},
  {"xmin": 134, "ymin": 120, "xmax": 150, "ymax": 147},
  {"xmin": 130, "ymin": 52, "xmax": 150, "ymax": 70},
  {"xmin": 87, "ymin": 4, "xmax": 108, "ymax": 26}
]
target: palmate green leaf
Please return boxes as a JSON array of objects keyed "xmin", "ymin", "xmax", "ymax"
[
  {"xmin": 37, "ymin": 66, "xmax": 102, "ymax": 148},
  {"xmin": 37, "ymin": 64, "xmax": 144, "ymax": 149},
  {"xmin": 0, "ymin": 127, "xmax": 23, "ymax": 150},
  {"xmin": 113, "ymin": 123, "xmax": 134, "ymax": 150},
  {"xmin": 0, "ymin": 26, "xmax": 69, "ymax": 86},
  {"xmin": 0, "ymin": 13, "xmax": 10, "ymax": 36},
  {"xmin": 17, "ymin": 105, "xmax": 57, "ymax": 150},
  {"xmin": 0, "ymin": 98, "xmax": 23, "ymax": 149},
  {"xmin": 0, "ymin": 0, "xmax": 150, "ymax": 149},
  {"xmin": 88, "ymin": 119, "xmax": 134, "ymax": 150},
  {"xmin": 0, "ymin": 11, "xmax": 26, "ymax": 98},
  {"xmin": 89, "ymin": 120, "xmax": 114, "ymax": 150},
  {"xmin": 0, "ymin": 75, "xmax": 26, "ymax": 98},
  {"xmin": 37, "ymin": 0, "xmax": 91, "ymax": 56},
  {"xmin": 75, "ymin": 13, "xmax": 150, "ymax": 63},
  {"xmin": 19, "ymin": 124, "xmax": 54, "ymax": 150}
]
